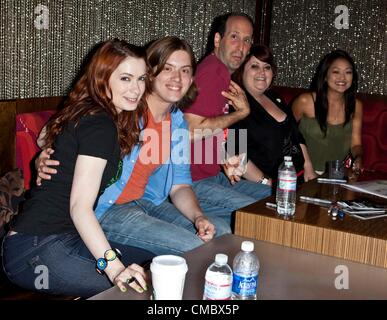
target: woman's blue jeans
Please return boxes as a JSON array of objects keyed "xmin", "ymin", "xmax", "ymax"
[{"xmin": 1, "ymin": 232, "xmax": 154, "ymax": 298}]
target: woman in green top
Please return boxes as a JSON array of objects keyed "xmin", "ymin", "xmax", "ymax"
[{"xmin": 292, "ymin": 49, "xmax": 363, "ymax": 174}]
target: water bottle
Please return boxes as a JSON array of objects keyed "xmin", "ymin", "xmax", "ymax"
[
  {"xmin": 231, "ymin": 241, "xmax": 259, "ymax": 300},
  {"xmin": 203, "ymin": 253, "xmax": 233, "ymax": 300},
  {"xmin": 276, "ymin": 156, "xmax": 297, "ymax": 217}
]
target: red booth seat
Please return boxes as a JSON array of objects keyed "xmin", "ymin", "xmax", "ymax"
[
  {"xmin": 16, "ymin": 110, "xmax": 55, "ymax": 190},
  {"xmin": 13, "ymin": 88, "xmax": 387, "ymax": 190}
]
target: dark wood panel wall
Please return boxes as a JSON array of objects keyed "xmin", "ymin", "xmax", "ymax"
[{"xmin": 254, "ymin": 0, "xmax": 273, "ymax": 45}]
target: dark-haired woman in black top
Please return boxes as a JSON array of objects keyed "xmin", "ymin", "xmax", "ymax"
[{"xmin": 228, "ymin": 44, "xmax": 317, "ymax": 184}]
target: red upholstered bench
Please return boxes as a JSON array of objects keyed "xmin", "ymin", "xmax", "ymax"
[
  {"xmin": 361, "ymin": 95, "xmax": 387, "ymax": 172},
  {"xmin": 0, "ymin": 101, "xmax": 78, "ymax": 300},
  {"xmin": 1, "ymin": 109, "xmax": 79, "ymax": 299},
  {"xmin": 16, "ymin": 110, "xmax": 55, "ymax": 190}
]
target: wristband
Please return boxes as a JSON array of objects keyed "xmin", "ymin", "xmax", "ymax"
[{"xmin": 96, "ymin": 248, "xmax": 122, "ymax": 275}]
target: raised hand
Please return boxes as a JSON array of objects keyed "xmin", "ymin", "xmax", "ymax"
[{"xmin": 221, "ymin": 81, "xmax": 250, "ymax": 119}]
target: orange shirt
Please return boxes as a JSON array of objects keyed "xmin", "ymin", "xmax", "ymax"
[{"xmin": 115, "ymin": 111, "xmax": 171, "ymax": 204}]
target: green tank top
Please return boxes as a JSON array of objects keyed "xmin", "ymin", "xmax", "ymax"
[{"xmin": 299, "ymin": 116, "xmax": 352, "ymax": 172}]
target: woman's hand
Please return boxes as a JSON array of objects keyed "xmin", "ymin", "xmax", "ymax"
[
  {"xmin": 108, "ymin": 261, "xmax": 148, "ymax": 294},
  {"xmin": 35, "ymin": 148, "xmax": 60, "ymax": 185},
  {"xmin": 222, "ymin": 154, "xmax": 247, "ymax": 185},
  {"xmin": 352, "ymin": 156, "xmax": 363, "ymax": 174},
  {"xmin": 222, "ymin": 163, "xmax": 242, "ymax": 185},
  {"xmin": 348, "ymin": 156, "xmax": 363, "ymax": 180},
  {"xmin": 194, "ymin": 216, "xmax": 215, "ymax": 242}
]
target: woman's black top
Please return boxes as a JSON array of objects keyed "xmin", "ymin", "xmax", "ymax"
[
  {"xmin": 230, "ymin": 90, "xmax": 306, "ymax": 180},
  {"xmin": 13, "ymin": 112, "xmax": 121, "ymax": 235}
]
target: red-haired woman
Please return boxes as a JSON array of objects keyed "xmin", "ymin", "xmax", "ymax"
[{"xmin": 2, "ymin": 40, "xmax": 154, "ymax": 298}]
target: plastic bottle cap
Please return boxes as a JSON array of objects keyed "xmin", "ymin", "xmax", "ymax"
[
  {"xmin": 215, "ymin": 253, "xmax": 228, "ymax": 265},
  {"xmin": 241, "ymin": 241, "xmax": 254, "ymax": 252},
  {"xmin": 284, "ymin": 156, "xmax": 292, "ymax": 161}
]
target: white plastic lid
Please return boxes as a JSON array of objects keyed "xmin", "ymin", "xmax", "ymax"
[
  {"xmin": 215, "ymin": 253, "xmax": 228, "ymax": 265},
  {"xmin": 241, "ymin": 241, "xmax": 254, "ymax": 252},
  {"xmin": 150, "ymin": 255, "xmax": 188, "ymax": 274},
  {"xmin": 284, "ymin": 156, "xmax": 292, "ymax": 161}
]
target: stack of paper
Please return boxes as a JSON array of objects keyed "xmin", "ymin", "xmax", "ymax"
[
  {"xmin": 336, "ymin": 200, "xmax": 387, "ymax": 220},
  {"xmin": 342, "ymin": 180, "xmax": 387, "ymax": 200}
]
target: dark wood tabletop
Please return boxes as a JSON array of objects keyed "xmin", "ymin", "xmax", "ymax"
[
  {"xmin": 240, "ymin": 178, "xmax": 387, "ymax": 240},
  {"xmin": 90, "ymin": 234, "xmax": 387, "ymax": 300},
  {"xmin": 235, "ymin": 174, "xmax": 387, "ymax": 268}
]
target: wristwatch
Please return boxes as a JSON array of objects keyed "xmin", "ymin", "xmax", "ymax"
[
  {"xmin": 96, "ymin": 248, "xmax": 122, "ymax": 275},
  {"xmin": 257, "ymin": 176, "xmax": 270, "ymax": 185}
]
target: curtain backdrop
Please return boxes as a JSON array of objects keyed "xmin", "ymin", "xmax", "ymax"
[
  {"xmin": 270, "ymin": 0, "xmax": 386, "ymax": 94},
  {"xmin": 1, "ymin": 0, "xmax": 385, "ymax": 99},
  {"xmin": 0, "ymin": 0, "xmax": 255, "ymax": 99}
]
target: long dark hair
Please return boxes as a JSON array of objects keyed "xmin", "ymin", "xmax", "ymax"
[
  {"xmin": 310, "ymin": 49, "xmax": 358, "ymax": 135},
  {"xmin": 146, "ymin": 36, "xmax": 198, "ymax": 110},
  {"xmin": 232, "ymin": 44, "xmax": 277, "ymax": 88},
  {"xmin": 44, "ymin": 39, "xmax": 149, "ymax": 155}
]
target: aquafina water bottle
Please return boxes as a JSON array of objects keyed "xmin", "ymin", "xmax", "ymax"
[{"xmin": 231, "ymin": 241, "xmax": 259, "ymax": 300}]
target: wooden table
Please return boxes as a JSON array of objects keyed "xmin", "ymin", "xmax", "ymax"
[
  {"xmin": 89, "ymin": 234, "xmax": 387, "ymax": 300},
  {"xmin": 235, "ymin": 178, "xmax": 387, "ymax": 268}
]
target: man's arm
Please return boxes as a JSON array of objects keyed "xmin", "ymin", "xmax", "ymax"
[
  {"xmin": 185, "ymin": 81, "xmax": 250, "ymax": 141},
  {"xmin": 169, "ymin": 184, "xmax": 215, "ymax": 242},
  {"xmin": 185, "ymin": 112, "xmax": 246, "ymax": 141}
]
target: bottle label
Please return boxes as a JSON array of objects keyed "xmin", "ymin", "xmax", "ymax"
[
  {"xmin": 232, "ymin": 273, "xmax": 258, "ymax": 297},
  {"xmin": 278, "ymin": 177, "xmax": 297, "ymax": 192},
  {"xmin": 204, "ymin": 270, "xmax": 232, "ymax": 300}
]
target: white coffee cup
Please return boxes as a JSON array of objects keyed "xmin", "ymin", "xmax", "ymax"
[{"xmin": 150, "ymin": 255, "xmax": 188, "ymax": 300}]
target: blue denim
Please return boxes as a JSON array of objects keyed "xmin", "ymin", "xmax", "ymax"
[
  {"xmin": 192, "ymin": 173, "xmax": 272, "ymax": 225},
  {"xmin": 1, "ymin": 232, "xmax": 154, "ymax": 298},
  {"xmin": 99, "ymin": 201, "xmax": 220, "ymax": 256},
  {"xmin": 136, "ymin": 198, "xmax": 231, "ymax": 236}
]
